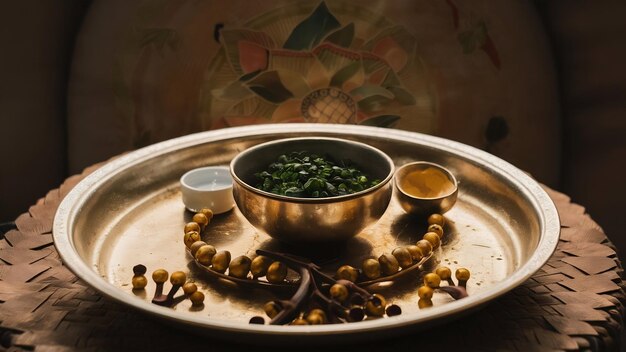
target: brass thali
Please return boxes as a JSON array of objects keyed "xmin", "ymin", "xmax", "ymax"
[{"xmin": 53, "ymin": 124, "xmax": 560, "ymax": 343}]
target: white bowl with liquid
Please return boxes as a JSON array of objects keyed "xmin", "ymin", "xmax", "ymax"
[{"xmin": 180, "ymin": 166, "xmax": 235, "ymax": 214}]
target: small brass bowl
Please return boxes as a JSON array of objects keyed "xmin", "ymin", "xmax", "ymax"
[
  {"xmin": 230, "ymin": 137, "xmax": 394, "ymax": 244},
  {"xmin": 394, "ymin": 161, "xmax": 458, "ymax": 216}
]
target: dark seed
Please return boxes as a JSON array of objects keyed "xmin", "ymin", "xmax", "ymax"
[
  {"xmin": 350, "ymin": 294, "xmax": 365, "ymax": 306},
  {"xmin": 133, "ymin": 264, "xmax": 147, "ymax": 276},
  {"xmin": 249, "ymin": 316, "xmax": 265, "ymax": 325},
  {"xmin": 386, "ymin": 304, "xmax": 402, "ymax": 317},
  {"xmin": 347, "ymin": 307, "xmax": 365, "ymax": 322}
]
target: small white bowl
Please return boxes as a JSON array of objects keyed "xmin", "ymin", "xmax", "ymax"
[{"xmin": 180, "ymin": 166, "xmax": 235, "ymax": 214}]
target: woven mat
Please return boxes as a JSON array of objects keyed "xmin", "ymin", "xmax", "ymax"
[{"xmin": 0, "ymin": 162, "xmax": 624, "ymax": 352}]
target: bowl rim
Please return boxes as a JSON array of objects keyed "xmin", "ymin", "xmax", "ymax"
[
  {"xmin": 229, "ymin": 136, "xmax": 395, "ymax": 203},
  {"xmin": 394, "ymin": 161, "xmax": 459, "ymax": 201},
  {"xmin": 180, "ymin": 166, "xmax": 233, "ymax": 193}
]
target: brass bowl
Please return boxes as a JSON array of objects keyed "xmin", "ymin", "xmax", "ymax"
[
  {"xmin": 230, "ymin": 137, "xmax": 394, "ymax": 243},
  {"xmin": 395, "ymin": 161, "xmax": 458, "ymax": 216}
]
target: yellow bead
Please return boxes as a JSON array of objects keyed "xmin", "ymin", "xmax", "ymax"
[
  {"xmin": 131, "ymin": 275, "xmax": 147, "ymax": 289},
  {"xmin": 406, "ymin": 245, "xmax": 423, "ymax": 262},
  {"xmin": 329, "ymin": 284, "xmax": 349, "ymax": 302},
  {"xmin": 151, "ymin": 269, "xmax": 168, "ymax": 284},
  {"xmin": 423, "ymin": 273, "xmax": 441, "ymax": 288},
  {"xmin": 184, "ymin": 222, "xmax": 200, "ymax": 234},
  {"xmin": 200, "ymin": 208, "xmax": 214, "ymax": 221},
  {"xmin": 184, "ymin": 231, "xmax": 201, "ymax": 249},
  {"xmin": 428, "ymin": 214, "xmax": 445, "ymax": 226},
  {"xmin": 418, "ymin": 298, "xmax": 433, "ymax": 309},
  {"xmin": 423, "ymin": 232, "xmax": 441, "ymax": 249},
  {"xmin": 378, "ymin": 253, "xmax": 400, "ymax": 276},
  {"xmin": 362, "ymin": 258, "xmax": 381, "ymax": 279},
  {"xmin": 456, "ymin": 268, "xmax": 471, "ymax": 281},
  {"xmin": 416, "ymin": 239, "xmax": 433, "ymax": 256},
  {"xmin": 170, "ymin": 271, "xmax": 187, "ymax": 286},
  {"xmin": 182, "ymin": 282, "xmax": 198, "ymax": 295},
  {"xmin": 418, "ymin": 285, "xmax": 434, "ymax": 300},
  {"xmin": 266, "ymin": 261, "xmax": 287, "ymax": 283},
  {"xmin": 335, "ymin": 265, "xmax": 359, "ymax": 282},
  {"xmin": 195, "ymin": 245, "xmax": 217, "ymax": 266},
  {"xmin": 189, "ymin": 291, "xmax": 205, "ymax": 306},
  {"xmin": 365, "ymin": 294, "xmax": 386, "ymax": 317},
  {"xmin": 428, "ymin": 224, "xmax": 444, "ymax": 238},
  {"xmin": 435, "ymin": 267, "xmax": 452, "ymax": 280},
  {"xmin": 192, "ymin": 213, "xmax": 209, "ymax": 229},
  {"xmin": 392, "ymin": 247, "xmax": 413, "ymax": 268}
]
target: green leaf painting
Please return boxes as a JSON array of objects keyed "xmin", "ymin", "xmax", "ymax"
[
  {"xmin": 246, "ymin": 71, "xmax": 294, "ymax": 103},
  {"xmin": 386, "ymin": 86, "xmax": 416, "ymax": 105},
  {"xmin": 357, "ymin": 95, "xmax": 393, "ymax": 113},
  {"xmin": 211, "ymin": 80, "xmax": 254, "ymax": 101},
  {"xmin": 350, "ymin": 85, "xmax": 394, "ymax": 100},
  {"xmin": 329, "ymin": 61, "xmax": 361, "ymax": 87},
  {"xmin": 324, "ymin": 23, "xmax": 355, "ymax": 48},
  {"xmin": 283, "ymin": 2, "xmax": 341, "ymax": 50},
  {"xmin": 382, "ymin": 70, "xmax": 401, "ymax": 87}
]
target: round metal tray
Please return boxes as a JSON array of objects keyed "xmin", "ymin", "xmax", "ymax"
[{"xmin": 53, "ymin": 124, "xmax": 559, "ymax": 342}]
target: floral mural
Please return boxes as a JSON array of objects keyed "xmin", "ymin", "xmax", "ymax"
[{"xmin": 200, "ymin": 1, "xmax": 434, "ymax": 129}]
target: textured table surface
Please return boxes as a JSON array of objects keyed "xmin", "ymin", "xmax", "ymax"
[{"xmin": 0, "ymin": 161, "xmax": 624, "ymax": 351}]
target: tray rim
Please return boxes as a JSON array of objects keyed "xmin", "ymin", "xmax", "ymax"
[{"xmin": 53, "ymin": 123, "xmax": 560, "ymax": 337}]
